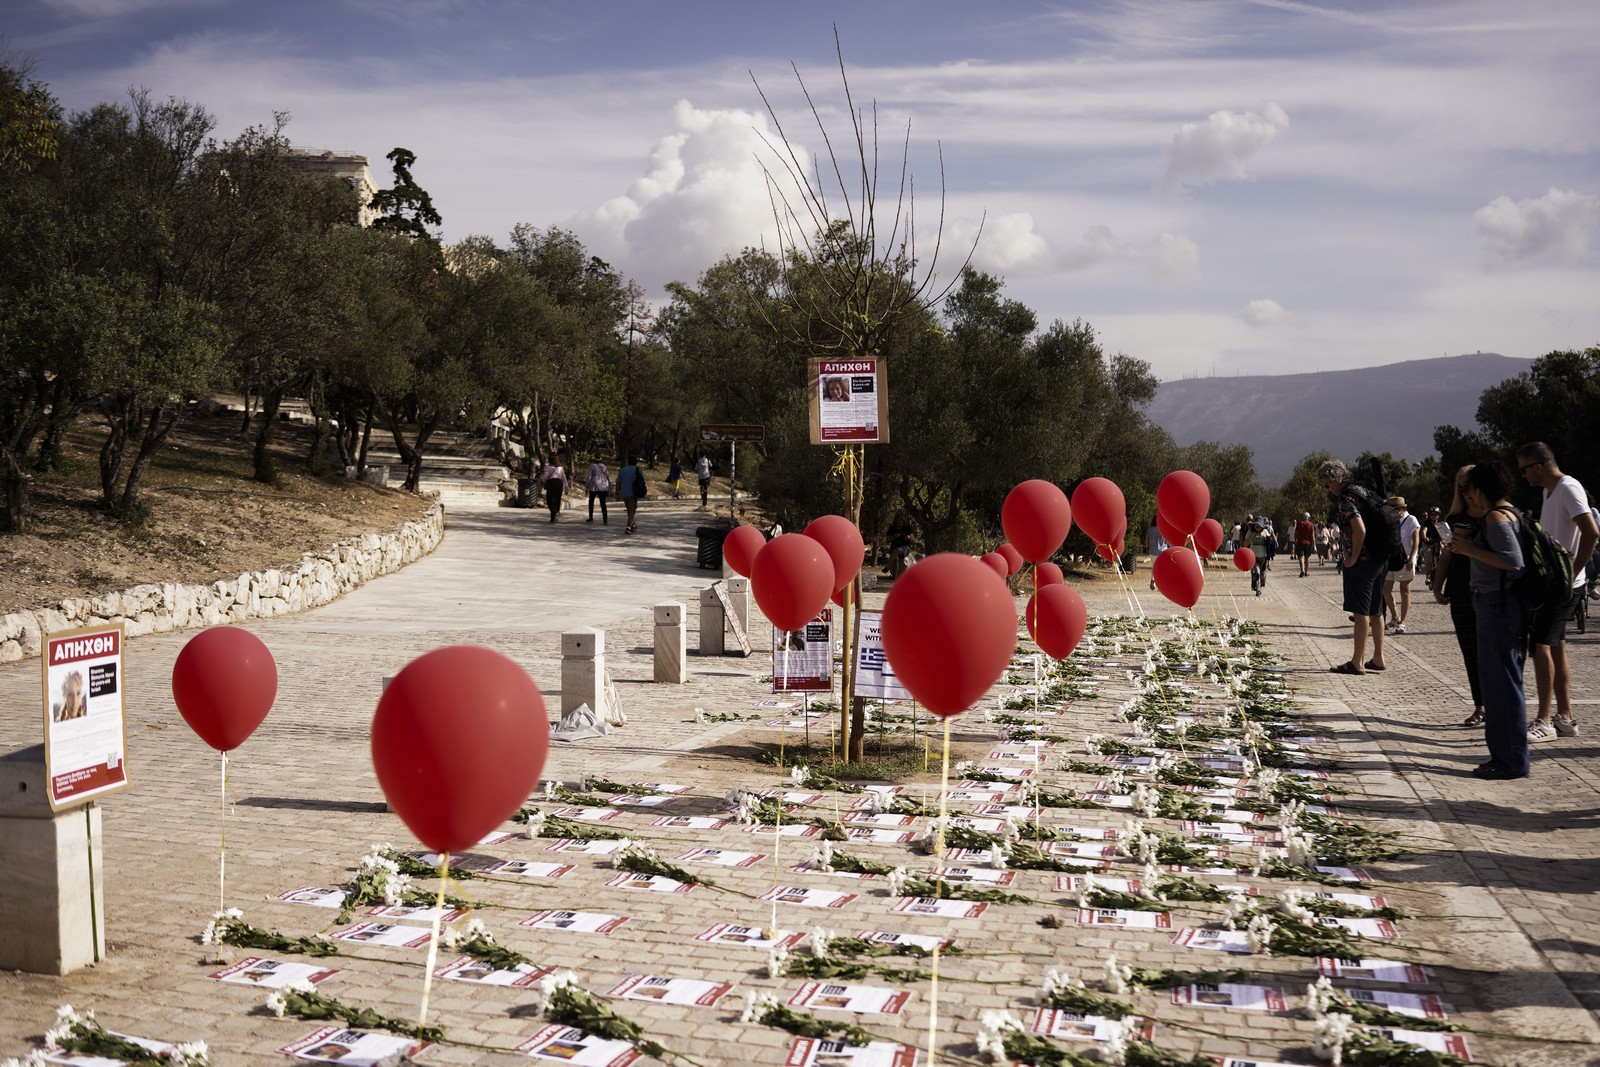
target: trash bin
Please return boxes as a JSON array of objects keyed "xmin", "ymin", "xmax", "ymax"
[
  {"xmin": 697, "ymin": 526, "xmax": 731, "ymax": 570},
  {"xmin": 1120, "ymin": 549, "xmax": 1138, "ymax": 573},
  {"xmin": 517, "ymin": 477, "xmax": 539, "ymax": 508}
]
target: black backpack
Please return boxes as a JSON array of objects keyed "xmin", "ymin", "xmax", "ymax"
[
  {"xmin": 1491, "ymin": 504, "xmax": 1575, "ymax": 616},
  {"xmin": 1346, "ymin": 484, "xmax": 1406, "ymax": 569}
]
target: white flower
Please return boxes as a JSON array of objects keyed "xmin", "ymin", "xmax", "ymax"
[
  {"xmin": 1279, "ymin": 799, "xmax": 1304, "ymax": 834},
  {"xmin": 1305, "ymin": 975, "xmax": 1335, "ymax": 1019},
  {"xmin": 265, "ymin": 991, "xmax": 288, "ymax": 1018},
  {"xmin": 886, "ymin": 866, "xmax": 910, "ymax": 897},
  {"xmin": 2, "ymin": 1053, "xmax": 49, "ymax": 1067},
  {"xmin": 741, "ymin": 992, "xmax": 780, "ymax": 1024},
  {"xmin": 1255, "ymin": 845, "xmax": 1287, "ymax": 877},
  {"xmin": 811, "ymin": 839, "xmax": 835, "ymax": 873},
  {"xmin": 1312, "ymin": 1011, "xmax": 1353, "ymax": 1065},
  {"xmin": 1083, "ymin": 735, "xmax": 1103, "ymax": 755},
  {"xmin": 693, "ymin": 707, "xmax": 706, "ymax": 723},
  {"xmin": 953, "ymin": 760, "xmax": 973, "ymax": 776},
  {"xmin": 987, "ymin": 845, "xmax": 1008, "ymax": 870},
  {"xmin": 1131, "ymin": 784, "xmax": 1158, "ymax": 819},
  {"xmin": 1246, "ymin": 913, "xmax": 1275, "ymax": 954},
  {"xmin": 1041, "ymin": 967, "xmax": 1078, "ymax": 998},
  {"xmin": 1286, "ymin": 829, "xmax": 1314, "ymax": 868},
  {"xmin": 790, "ymin": 765, "xmax": 807, "ymax": 787},
  {"xmin": 864, "ymin": 790, "xmax": 889, "ymax": 813},
  {"xmin": 382, "ymin": 872, "xmax": 411, "ymax": 906},
  {"xmin": 533, "ymin": 969, "xmax": 580, "ymax": 1012},
  {"xmin": 522, "ymin": 809, "xmax": 546, "ymax": 839},
  {"xmin": 767, "ymin": 943, "xmax": 790, "ymax": 978},
  {"xmin": 1223, "ymin": 896, "xmax": 1252, "ymax": 931},
  {"xmin": 1095, "ymin": 1017, "xmax": 1130, "ymax": 1065},
  {"xmin": 543, "ymin": 781, "xmax": 557, "ymax": 799},
  {"xmin": 810, "ymin": 927, "xmax": 833, "ymax": 959},
  {"xmin": 1105, "ymin": 770, "xmax": 1128, "ymax": 795},
  {"xmin": 171, "ymin": 1043, "xmax": 210, "ymax": 1067},
  {"xmin": 1103, "ymin": 954, "xmax": 1132, "ymax": 994},
  {"xmin": 1280, "ymin": 889, "xmax": 1314, "ymax": 923},
  {"xmin": 975, "ymin": 1010, "xmax": 1024, "ymax": 1063}
]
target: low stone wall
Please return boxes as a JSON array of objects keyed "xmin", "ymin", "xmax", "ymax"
[{"xmin": 0, "ymin": 503, "xmax": 445, "ymax": 664}]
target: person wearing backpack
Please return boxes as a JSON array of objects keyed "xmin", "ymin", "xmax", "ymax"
[
  {"xmin": 617, "ymin": 455, "xmax": 644, "ymax": 535},
  {"xmin": 1381, "ymin": 497, "xmax": 1422, "ymax": 634},
  {"xmin": 1318, "ymin": 458, "xmax": 1388, "ymax": 674},
  {"xmin": 1516, "ymin": 442, "xmax": 1599, "ymax": 742},
  {"xmin": 1447, "ymin": 460, "xmax": 1529, "ymax": 779}
]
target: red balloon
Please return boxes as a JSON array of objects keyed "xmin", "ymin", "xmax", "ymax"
[
  {"xmin": 751, "ymin": 534, "xmax": 836, "ymax": 632},
  {"xmin": 1071, "ymin": 477, "xmax": 1125, "ymax": 547},
  {"xmin": 881, "ymin": 553, "xmax": 1018, "ymax": 716},
  {"xmin": 1156, "ymin": 470, "xmax": 1210, "ymax": 536},
  {"xmin": 830, "ymin": 586, "xmax": 848, "ymax": 608},
  {"xmin": 1153, "ymin": 546, "xmax": 1205, "ymax": 608},
  {"xmin": 1095, "ymin": 542, "xmax": 1120, "ymax": 564},
  {"xmin": 1033, "ymin": 561, "xmax": 1065, "ymax": 587},
  {"xmin": 1194, "ymin": 518, "xmax": 1225, "ymax": 559},
  {"xmin": 803, "ymin": 514, "xmax": 866, "ymax": 591},
  {"xmin": 723, "ymin": 525, "xmax": 767, "ymax": 577},
  {"xmin": 1025, "ymin": 584, "xmax": 1088, "ymax": 660},
  {"xmin": 981, "ymin": 552, "xmax": 1010, "ymax": 581},
  {"xmin": 171, "ymin": 627, "xmax": 278, "ymax": 752},
  {"xmin": 1233, "ymin": 547, "xmax": 1256, "ymax": 571},
  {"xmin": 1156, "ymin": 512, "xmax": 1187, "ymax": 548},
  {"xmin": 995, "ymin": 543, "xmax": 1024, "ymax": 576},
  {"xmin": 1001, "ymin": 480, "xmax": 1073, "ymax": 563},
  {"xmin": 372, "ymin": 646, "xmax": 549, "ymax": 855}
]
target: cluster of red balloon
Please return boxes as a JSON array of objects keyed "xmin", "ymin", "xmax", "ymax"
[
  {"xmin": 727, "ymin": 516, "xmax": 869, "ymax": 637},
  {"xmin": 1002, "ymin": 479, "xmax": 1087, "ymax": 661},
  {"xmin": 1149, "ymin": 469, "xmax": 1212, "ymax": 609}
]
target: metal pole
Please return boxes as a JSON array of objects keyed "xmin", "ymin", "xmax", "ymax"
[{"xmin": 728, "ymin": 440, "xmax": 737, "ymax": 520}]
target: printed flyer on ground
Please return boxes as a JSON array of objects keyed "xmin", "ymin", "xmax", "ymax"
[
  {"xmin": 41, "ymin": 624, "xmax": 129, "ymax": 810},
  {"xmin": 209, "ymin": 957, "xmax": 339, "ymax": 988},
  {"xmin": 785, "ymin": 1036, "xmax": 918, "ymax": 1066},
  {"xmin": 435, "ymin": 954, "xmax": 554, "ymax": 986},
  {"xmin": 518, "ymin": 1025, "xmax": 642, "ymax": 1066},
  {"xmin": 607, "ymin": 973, "xmax": 735, "ymax": 1007},
  {"xmin": 788, "ymin": 982, "xmax": 910, "ymax": 1015},
  {"xmin": 279, "ymin": 1026, "xmax": 429, "ymax": 1065},
  {"xmin": 519, "ymin": 910, "xmax": 628, "ymax": 934}
]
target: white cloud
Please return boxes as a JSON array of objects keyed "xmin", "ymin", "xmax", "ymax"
[
  {"xmin": 1158, "ymin": 102, "xmax": 1289, "ymax": 194},
  {"xmin": 41, "ymin": 0, "xmax": 219, "ymax": 15},
  {"xmin": 1238, "ymin": 298, "xmax": 1287, "ymax": 326},
  {"xmin": 955, "ymin": 212, "xmax": 1050, "ymax": 274},
  {"xmin": 1058, "ymin": 224, "xmax": 1197, "ymax": 275},
  {"xmin": 1473, "ymin": 187, "xmax": 1598, "ymax": 265}
]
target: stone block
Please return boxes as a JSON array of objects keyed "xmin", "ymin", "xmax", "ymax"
[
  {"xmin": 699, "ymin": 586, "xmax": 725, "ymax": 656},
  {"xmin": 654, "ymin": 601, "xmax": 686, "ymax": 684},
  {"xmin": 561, "ymin": 627, "xmax": 607, "ymax": 719}
]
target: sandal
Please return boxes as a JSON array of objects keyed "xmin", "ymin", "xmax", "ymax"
[
  {"xmin": 1364, "ymin": 660, "xmax": 1387, "ymax": 672},
  {"xmin": 1463, "ymin": 710, "xmax": 1485, "ymax": 727},
  {"xmin": 1328, "ymin": 661, "xmax": 1365, "ymax": 675}
]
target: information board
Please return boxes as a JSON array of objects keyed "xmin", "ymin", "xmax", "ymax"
[{"xmin": 42, "ymin": 623, "xmax": 130, "ymax": 810}]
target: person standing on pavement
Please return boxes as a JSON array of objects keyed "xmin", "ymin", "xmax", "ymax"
[
  {"xmin": 1382, "ymin": 497, "xmax": 1421, "ymax": 634},
  {"xmin": 585, "ymin": 457, "xmax": 611, "ymax": 524},
  {"xmin": 1420, "ymin": 507, "xmax": 1443, "ymax": 588},
  {"xmin": 694, "ymin": 453, "xmax": 713, "ymax": 509},
  {"xmin": 1294, "ymin": 512, "xmax": 1316, "ymax": 577},
  {"xmin": 541, "ymin": 457, "xmax": 566, "ymax": 523},
  {"xmin": 1314, "ymin": 520, "xmax": 1330, "ymax": 565},
  {"xmin": 1319, "ymin": 459, "xmax": 1387, "ymax": 674},
  {"xmin": 617, "ymin": 455, "xmax": 643, "ymax": 534},
  {"xmin": 1516, "ymin": 442, "xmax": 1599, "ymax": 742},
  {"xmin": 1448, "ymin": 460, "xmax": 1529, "ymax": 779},
  {"xmin": 1432, "ymin": 465, "xmax": 1485, "ymax": 727},
  {"xmin": 1145, "ymin": 516, "xmax": 1168, "ymax": 591},
  {"xmin": 668, "ymin": 455, "xmax": 684, "ymax": 499},
  {"xmin": 1246, "ymin": 517, "xmax": 1271, "ymax": 596}
]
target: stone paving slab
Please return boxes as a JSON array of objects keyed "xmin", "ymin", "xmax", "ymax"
[{"xmin": 0, "ymin": 515, "xmax": 1597, "ymax": 1066}]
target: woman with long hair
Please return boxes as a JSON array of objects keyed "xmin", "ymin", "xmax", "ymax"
[
  {"xmin": 1448, "ymin": 460, "xmax": 1529, "ymax": 780},
  {"xmin": 1431, "ymin": 465, "xmax": 1484, "ymax": 726}
]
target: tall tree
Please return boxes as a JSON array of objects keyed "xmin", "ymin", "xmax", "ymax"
[{"xmin": 368, "ymin": 147, "xmax": 441, "ymax": 239}]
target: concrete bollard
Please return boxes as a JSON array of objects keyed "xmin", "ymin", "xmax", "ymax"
[
  {"xmin": 562, "ymin": 628, "xmax": 608, "ymax": 719},
  {"xmin": 0, "ymin": 745, "xmax": 106, "ymax": 974},
  {"xmin": 654, "ymin": 602, "xmax": 686, "ymax": 683},
  {"xmin": 699, "ymin": 587, "xmax": 726, "ymax": 656}
]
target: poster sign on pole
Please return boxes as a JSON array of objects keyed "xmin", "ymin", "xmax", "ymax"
[
  {"xmin": 853, "ymin": 611, "xmax": 910, "ymax": 701},
  {"xmin": 771, "ymin": 610, "xmax": 833, "ymax": 693},
  {"xmin": 808, "ymin": 358, "xmax": 889, "ymax": 445},
  {"xmin": 41, "ymin": 624, "xmax": 130, "ymax": 811}
]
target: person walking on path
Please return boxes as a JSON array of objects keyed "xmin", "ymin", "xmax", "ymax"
[
  {"xmin": 617, "ymin": 456, "xmax": 643, "ymax": 534},
  {"xmin": 668, "ymin": 456, "xmax": 683, "ymax": 499},
  {"xmin": 1432, "ymin": 465, "xmax": 1486, "ymax": 727},
  {"xmin": 694, "ymin": 453, "xmax": 713, "ymax": 509},
  {"xmin": 1314, "ymin": 520, "xmax": 1330, "ymax": 565},
  {"xmin": 585, "ymin": 458, "xmax": 611, "ymax": 524},
  {"xmin": 1145, "ymin": 516, "xmax": 1168, "ymax": 590},
  {"xmin": 1246, "ymin": 518, "xmax": 1271, "ymax": 596},
  {"xmin": 1449, "ymin": 460, "xmax": 1530, "ymax": 779},
  {"xmin": 1295, "ymin": 512, "xmax": 1316, "ymax": 577},
  {"xmin": 1516, "ymin": 441, "xmax": 1599, "ymax": 742},
  {"xmin": 1320, "ymin": 459, "xmax": 1387, "ymax": 674},
  {"xmin": 541, "ymin": 458, "xmax": 567, "ymax": 523},
  {"xmin": 1420, "ymin": 507, "xmax": 1443, "ymax": 588},
  {"xmin": 1382, "ymin": 497, "xmax": 1421, "ymax": 634}
]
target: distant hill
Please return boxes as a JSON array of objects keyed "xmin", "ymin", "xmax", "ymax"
[{"xmin": 1147, "ymin": 353, "xmax": 1532, "ymax": 486}]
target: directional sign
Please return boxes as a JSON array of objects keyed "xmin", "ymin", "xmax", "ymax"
[{"xmin": 700, "ymin": 424, "xmax": 765, "ymax": 442}]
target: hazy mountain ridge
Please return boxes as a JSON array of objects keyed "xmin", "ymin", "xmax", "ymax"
[{"xmin": 1148, "ymin": 353, "xmax": 1533, "ymax": 486}]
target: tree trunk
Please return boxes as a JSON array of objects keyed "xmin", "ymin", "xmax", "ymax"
[
  {"xmin": 118, "ymin": 403, "xmax": 181, "ymax": 513},
  {"xmin": 252, "ymin": 386, "xmax": 284, "ymax": 484},
  {"xmin": 97, "ymin": 397, "xmax": 134, "ymax": 509},
  {"xmin": 357, "ymin": 406, "xmax": 373, "ymax": 474},
  {"xmin": 1, "ymin": 453, "xmax": 30, "ymax": 533}
]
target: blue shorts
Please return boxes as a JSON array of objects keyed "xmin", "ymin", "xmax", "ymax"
[{"xmin": 1343, "ymin": 556, "xmax": 1388, "ymax": 617}]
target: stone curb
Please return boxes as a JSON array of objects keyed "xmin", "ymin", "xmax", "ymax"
[{"xmin": 0, "ymin": 503, "xmax": 445, "ymax": 663}]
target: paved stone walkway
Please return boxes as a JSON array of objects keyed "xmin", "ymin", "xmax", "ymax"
[{"xmin": 0, "ymin": 509, "xmax": 1596, "ymax": 1066}]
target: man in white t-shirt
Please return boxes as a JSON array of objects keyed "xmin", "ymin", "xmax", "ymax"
[
  {"xmin": 1517, "ymin": 442, "xmax": 1599, "ymax": 741},
  {"xmin": 1382, "ymin": 497, "xmax": 1422, "ymax": 634}
]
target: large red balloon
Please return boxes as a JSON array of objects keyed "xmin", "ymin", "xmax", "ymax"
[
  {"xmin": 751, "ymin": 534, "xmax": 836, "ymax": 632},
  {"xmin": 1025, "ymin": 584, "xmax": 1088, "ymax": 660},
  {"xmin": 1001, "ymin": 480, "xmax": 1073, "ymax": 563},
  {"xmin": 171, "ymin": 627, "xmax": 278, "ymax": 752},
  {"xmin": 1095, "ymin": 542, "xmax": 1121, "ymax": 564},
  {"xmin": 1072, "ymin": 478, "xmax": 1126, "ymax": 547},
  {"xmin": 723, "ymin": 525, "xmax": 767, "ymax": 577},
  {"xmin": 1156, "ymin": 512, "xmax": 1187, "ymax": 548},
  {"xmin": 372, "ymin": 646, "xmax": 549, "ymax": 855},
  {"xmin": 803, "ymin": 515, "xmax": 866, "ymax": 592},
  {"xmin": 1194, "ymin": 518, "xmax": 1225, "ymax": 560},
  {"xmin": 1233, "ymin": 547, "xmax": 1256, "ymax": 572},
  {"xmin": 1033, "ymin": 561, "xmax": 1065, "ymax": 588},
  {"xmin": 980, "ymin": 552, "xmax": 1010, "ymax": 582},
  {"xmin": 1153, "ymin": 547, "xmax": 1205, "ymax": 609},
  {"xmin": 1156, "ymin": 470, "xmax": 1210, "ymax": 537},
  {"xmin": 881, "ymin": 554, "xmax": 1017, "ymax": 716},
  {"xmin": 995, "ymin": 543, "xmax": 1024, "ymax": 576}
]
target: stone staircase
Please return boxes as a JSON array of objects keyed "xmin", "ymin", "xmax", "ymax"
[{"xmin": 365, "ymin": 432, "xmax": 513, "ymax": 509}]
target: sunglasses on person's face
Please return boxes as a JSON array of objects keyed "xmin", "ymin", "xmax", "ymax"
[{"xmin": 1519, "ymin": 461, "xmax": 1542, "ymax": 475}]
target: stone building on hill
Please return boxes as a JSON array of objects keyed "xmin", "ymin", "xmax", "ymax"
[{"xmin": 283, "ymin": 149, "xmax": 378, "ymax": 226}]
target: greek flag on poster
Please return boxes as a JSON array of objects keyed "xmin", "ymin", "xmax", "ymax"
[{"xmin": 854, "ymin": 611, "xmax": 910, "ymax": 701}]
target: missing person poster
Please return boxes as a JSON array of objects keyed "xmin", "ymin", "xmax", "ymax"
[
  {"xmin": 773, "ymin": 610, "xmax": 833, "ymax": 692},
  {"xmin": 853, "ymin": 612, "xmax": 910, "ymax": 701},
  {"xmin": 42, "ymin": 624, "xmax": 129, "ymax": 811},
  {"xmin": 810, "ymin": 358, "xmax": 889, "ymax": 444}
]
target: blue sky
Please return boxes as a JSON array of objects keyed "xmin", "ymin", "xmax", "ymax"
[{"xmin": 11, "ymin": 0, "xmax": 1600, "ymax": 380}]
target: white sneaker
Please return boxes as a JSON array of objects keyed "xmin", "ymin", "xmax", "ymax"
[
  {"xmin": 1528, "ymin": 720, "xmax": 1557, "ymax": 742},
  {"xmin": 1555, "ymin": 718, "xmax": 1580, "ymax": 738},
  {"xmin": 1392, "ymin": 623, "xmax": 1406, "ymax": 634}
]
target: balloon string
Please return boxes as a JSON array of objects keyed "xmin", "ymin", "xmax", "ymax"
[
  {"xmin": 416, "ymin": 856, "xmax": 448, "ymax": 1030},
  {"xmin": 218, "ymin": 751, "xmax": 228, "ymax": 916},
  {"xmin": 927, "ymin": 715, "xmax": 954, "ymax": 1067},
  {"xmin": 771, "ymin": 638, "xmax": 792, "ymax": 933}
]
